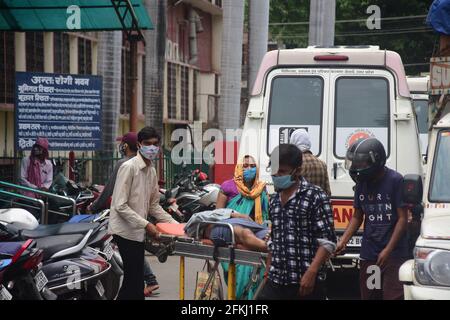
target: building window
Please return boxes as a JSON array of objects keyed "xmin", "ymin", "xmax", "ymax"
[
  {"xmin": 142, "ymin": 56, "xmax": 146, "ymax": 115},
  {"xmin": 0, "ymin": 32, "xmax": 15, "ymax": 104},
  {"xmin": 54, "ymin": 32, "xmax": 70, "ymax": 74},
  {"xmin": 193, "ymin": 70, "xmax": 198, "ymax": 120},
  {"xmin": 168, "ymin": 62, "xmax": 177, "ymax": 119},
  {"xmin": 78, "ymin": 37, "xmax": 92, "ymax": 74},
  {"xmin": 120, "ymin": 46, "xmax": 132, "ymax": 114},
  {"xmin": 181, "ymin": 66, "xmax": 189, "ymax": 121},
  {"xmin": 26, "ymin": 32, "xmax": 44, "ymax": 72}
]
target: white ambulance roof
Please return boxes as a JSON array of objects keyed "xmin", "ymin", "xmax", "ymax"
[{"xmin": 252, "ymin": 46, "xmax": 410, "ymax": 98}]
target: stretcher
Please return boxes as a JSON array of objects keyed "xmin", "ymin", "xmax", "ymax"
[{"xmin": 148, "ymin": 222, "xmax": 268, "ymax": 300}]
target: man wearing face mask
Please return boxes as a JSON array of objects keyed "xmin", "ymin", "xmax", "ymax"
[
  {"xmin": 335, "ymin": 138, "xmax": 408, "ymax": 300},
  {"xmin": 108, "ymin": 127, "xmax": 178, "ymax": 300},
  {"xmin": 20, "ymin": 137, "xmax": 53, "ymax": 198},
  {"xmin": 88, "ymin": 132, "xmax": 138, "ymax": 213},
  {"xmin": 87, "ymin": 132, "xmax": 161, "ymax": 297},
  {"xmin": 257, "ymin": 144, "xmax": 336, "ymax": 300}
]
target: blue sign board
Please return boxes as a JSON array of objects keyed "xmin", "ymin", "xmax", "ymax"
[{"xmin": 15, "ymin": 72, "xmax": 102, "ymax": 151}]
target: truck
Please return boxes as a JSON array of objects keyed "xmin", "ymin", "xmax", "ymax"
[{"xmin": 399, "ymin": 113, "xmax": 450, "ymax": 299}]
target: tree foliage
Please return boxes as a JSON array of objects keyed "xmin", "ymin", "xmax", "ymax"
[{"xmin": 269, "ymin": 0, "xmax": 438, "ymax": 75}]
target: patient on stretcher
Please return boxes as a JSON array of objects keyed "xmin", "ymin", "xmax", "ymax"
[{"xmin": 157, "ymin": 209, "xmax": 270, "ymax": 252}]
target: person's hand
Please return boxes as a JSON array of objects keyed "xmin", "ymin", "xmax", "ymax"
[
  {"xmin": 299, "ymin": 269, "xmax": 317, "ymax": 297},
  {"xmin": 376, "ymin": 248, "xmax": 392, "ymax": 268},
  {"xmin": 334, "ymin": 240, "xmax": 347, "ymax": 256},
  {"xmin": 39, "ymin": 187, "xmax": 49, "ymax": 192},
  {"xmin": 231, "ymin": 212, "xmax": 252, "ymax": 221},
  {"xmin": 145, "ymin": 223, "xmax": 161, "ymax": 240}
]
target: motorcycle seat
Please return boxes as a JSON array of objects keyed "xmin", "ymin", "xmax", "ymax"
[
  {"xmin": 21, "ymin": 222, "xmax": 99, "ymax": 239},
  {"xmin": 34, "ymin": 234, "xmax": 85, "ymax": 260}
]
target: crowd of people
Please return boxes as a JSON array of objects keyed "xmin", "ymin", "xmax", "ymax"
[{"xmin": 20, "ymin": 127, "xmax": 409, "ymax": 300}]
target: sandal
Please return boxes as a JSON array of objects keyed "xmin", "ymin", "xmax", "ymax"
[{"xmin": 144, "ymin": 284, "xmax": 160, "ymax": 297}]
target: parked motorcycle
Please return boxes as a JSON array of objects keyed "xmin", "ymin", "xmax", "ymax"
[
  {"xmin": 161, "ymin": 165, "xmax": 220, "ymax": 222},
  {"xmin": 0, "ymin": 240, "xmax": 56, "ymax": 300},
  {"xmin": 0, "ymin": 208, "xmax": 115, "ymax": 300}
]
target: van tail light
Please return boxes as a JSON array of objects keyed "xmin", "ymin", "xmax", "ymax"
[
  {"xmin": 11, "ymin": 239, "xmax": 33, "ymax": 263},
  {"xmin": 314, "ymin": 55, "xmax": 349, "ymax": 61},
  {"xmin": 23, "ymin": 249, "xmax": 44, "ymax": 271}
]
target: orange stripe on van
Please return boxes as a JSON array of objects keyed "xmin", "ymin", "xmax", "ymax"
[{"xmin": 331, "ymin": 199, "xmax": 364, "ymax": 231}]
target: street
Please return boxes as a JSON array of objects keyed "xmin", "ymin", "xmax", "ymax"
[{"xmin": 145, "ymin": 254, "xmax": 227, "ymax": 300}]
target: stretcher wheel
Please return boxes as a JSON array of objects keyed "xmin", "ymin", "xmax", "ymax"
[{"xmin": 158, "ymin": 253, "xmax": 168, "ymax": 263}]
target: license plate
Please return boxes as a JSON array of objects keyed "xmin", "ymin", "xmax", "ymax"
[
  {"xmin": 95, "ymin": 280, "xmax": 105, "ymax": 297},
  {"xmin": 103, "ymin": 244, "xmax": 114, "ymax": 261},
  {"xmin": 34, "ymin": 270, "xmax": 48, "ymax": 292},
  {"xmin": 0, "ymin": 285, "xmax": 13, "ymax": 300}
]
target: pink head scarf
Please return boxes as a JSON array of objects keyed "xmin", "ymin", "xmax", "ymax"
[{"xmin": 27, "ymin": 137, "xmax": 50, "ymax": 188}]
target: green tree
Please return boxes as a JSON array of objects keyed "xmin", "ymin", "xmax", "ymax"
[{"xmin": 270, "ymin": 0, "xmax": 438, "ymax": 75}]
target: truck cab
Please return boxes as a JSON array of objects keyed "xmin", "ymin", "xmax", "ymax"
[
  {"xmin": 238, "ymin": 46, "xmax": 423, "ymax": 284},
  {"xmin": 400, "ymin": 113, "xmax": 450, "ymax": 300}
]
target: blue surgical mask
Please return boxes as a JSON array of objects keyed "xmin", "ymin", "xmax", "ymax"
[
  {"xmin": 243, "ymin": 167, "xmax": 257, "ymax": 182},
  {"xmin": 271, "ymin": 169, "xmax": 297, "ymax": 190},
  {"xmin": 140, "ymin": 145, "xmax": 159, "ymax": 161}
]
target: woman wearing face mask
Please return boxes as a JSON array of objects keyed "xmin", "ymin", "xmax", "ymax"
[
  {"xmin": 20, "ymin": 137, "xmax": 53, "ymax": 198},
  {"xmin": 216, "ymin": 155, "xmax": 269, "ymax": 300}
]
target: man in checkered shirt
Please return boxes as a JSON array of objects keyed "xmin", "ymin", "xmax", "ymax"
[
  {"xmin": 257, "ymin": 144, "xmax": 336, "ymax": 300},
  {"xmin": 290, "ymin": 129, "xmax": 331, "ymax": 196}
]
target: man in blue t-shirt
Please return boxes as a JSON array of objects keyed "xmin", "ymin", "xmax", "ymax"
[{"xmin": 335, "ymin": 138, "xmax": 408, "ymax": 300}]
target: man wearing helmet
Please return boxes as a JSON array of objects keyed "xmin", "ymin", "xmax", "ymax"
[{"xmin": 335, "ymin": 138, "xmax": 408, "ymax": 300}]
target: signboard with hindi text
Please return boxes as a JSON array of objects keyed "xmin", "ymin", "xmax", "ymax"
[{"xmin": 15, "ymin": 72, "xmax": 102, "ymax": 151}]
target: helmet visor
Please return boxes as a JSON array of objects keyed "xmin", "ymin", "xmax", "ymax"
[{"xmin": 345, "ymin": 152, "xmax": 373, "ymax": 170}]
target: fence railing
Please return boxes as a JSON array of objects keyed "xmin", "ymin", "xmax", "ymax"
[{"xmin": 0, "ymin": 148, "xmax": 211, "ymax": 189}]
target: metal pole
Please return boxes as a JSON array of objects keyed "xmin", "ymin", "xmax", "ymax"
[
  {"xmin": 0, "ymin": 180, "xmax": 77, "ymax": 220},
  {"xmin": 179, "ymin": 256, "xmax": 185, "ymax": 300},
  {"xmin": 227, "ymin": 262, "xmax": 236, "ymax": 300},
  {"xmin": 308, "ymin": 0, "xmax": 336, "ymax": 47}
]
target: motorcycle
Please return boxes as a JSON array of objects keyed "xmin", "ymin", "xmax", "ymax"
[
  {"xmin": 49, "ymin": 157, "xmax": 104, "ymax": 221},
  {"xmin": 0, "ymin": 208, "xmax": 115, "ymax": 300},
  {"xmin": 161, "ymin": 165, "xmax": 220, "ymax": 222},
  {"xmin": 0, "ymin": 240, "xmax": 56, "ymax": 300}
]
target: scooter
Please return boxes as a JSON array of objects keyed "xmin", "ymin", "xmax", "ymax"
[
  {"xmin": 0, "ymin": 208, "xmax": 113, "ymax": 300},
  {"xmin": 0, "ymin": 240, "xmax": 56, "ymax": 300}
]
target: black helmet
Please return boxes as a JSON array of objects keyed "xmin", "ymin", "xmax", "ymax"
[{"xmin": 345, "ymin": 138, "xmax": 386, "ymax": 184}]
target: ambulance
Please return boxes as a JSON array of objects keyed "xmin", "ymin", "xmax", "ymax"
[{"xmin": 238, "ymin": 46, "xmax": 423, "ymax": 289}]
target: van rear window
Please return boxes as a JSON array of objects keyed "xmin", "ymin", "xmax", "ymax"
[
  {"xmin": 334, "ymin": 77, "xmax": 390, "ymax": 158},
  {"xmin": 268, "ymin": 76, "xmax": 323, "ymax": 155}
]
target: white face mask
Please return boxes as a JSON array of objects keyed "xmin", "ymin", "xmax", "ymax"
[{"xmin": 140, "ymin": 145, "xmax": 159, "ymax": 161}]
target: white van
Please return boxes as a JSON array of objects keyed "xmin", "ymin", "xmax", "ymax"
[
  {"xmin": 399, "ymin": 113, "xmax": 450, "ymax": 300},
  {"xmin": 238, "ymin": 46, "xmax": 423, "ymax": 274},
  {"xmin": 407, "ymin": 76, "xmax": 430, "ymax": 157}
]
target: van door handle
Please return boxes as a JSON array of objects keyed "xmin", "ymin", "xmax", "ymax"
[{"xmin": 333, "ymin": 163, "xmax": 338, "ymax": 180}]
